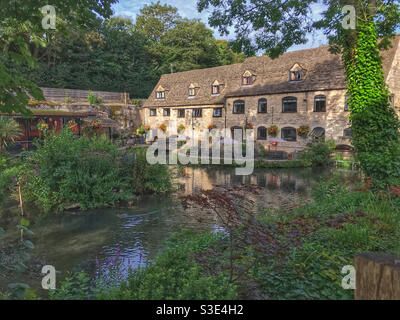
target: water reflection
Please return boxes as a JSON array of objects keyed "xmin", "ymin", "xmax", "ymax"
[{"xmin": 0, "ymin": 166, "xmax": 359, "ymax": 294}]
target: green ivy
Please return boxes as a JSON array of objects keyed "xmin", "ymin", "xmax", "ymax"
[{"xmin": 343, "ymin": 22, "xmax": 400, "ymax": 188}]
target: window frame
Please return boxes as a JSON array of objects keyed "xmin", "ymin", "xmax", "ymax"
[
  {"xmin": 343, "ymin": 128, "xmax": 352, "ymax": 138},
  {"xmin": 156, "ymin": 91, "xmax": 165, "ymax": 99},
  {"xmin": 242, "ymin": 76, "xmax": 253, "ymax": 86},
  {"xmin": 192, "ymin": 108, "xmax": 202, "ymax": 118},
  {"xmin": 257, "ymin": 126, "xmax": 267, "ymax": 140},
  {"xmin": 177, "ymin": 109, "xmax": 185, "ymax": 118},
  {"xmin": 212, "ymin": 85, "xmax": 220, "ymax": 95},
  {"xmin": 188, "ymin": 88, "xmax": 196, "ymax": 97},
  {"xmin": 163, "ymin": 108, "xmax": 170, "ymax": 117},
  {"xmin": 233, "ymin": 100, "xmax": 245, "ymax": 114},
  {"xmin": 258, "ymin": 98, "xmax": 267, "ymax": 114},
  {"xmin": 289, "ymin": 70, "xmax": 302, "ymax": 82},
  {"xmin": 281, "ymin": 127, "xmax": 297, "ymax": 142},
  {"xmin": 282, "ymin": 97, "xmax": 297, "ymax": 113},
  {"xmin": 149, "ymin": 108, "xmax": 157, "ymax": 117},
  {"xmin": 314, "ymin": 95, "xmax": 327, "ymax": 113},
  {"xmin": 213, "ymin": 108, "xmax": 223, "ymax": 118}
]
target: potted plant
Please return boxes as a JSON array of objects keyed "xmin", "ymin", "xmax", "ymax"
[
  {"xmin": 208, "ymin": 124, "xmax": 217, "ymax": 131},
  {"xmin": 177, "ymin": 124, "xmax": 186, "ymax": 134},
  {"xmin": 267, "ymin": 125, "xmax": 279, "ymax": 137},
  {"xmin": 159, "ymin": 124, "xmax": 167, "ymax": 133},
  {"xmin": 245, "ymin": 122, "xmax": 254, "ymax": 130},
  {"xmin": 297, "ymin": 125, "xmax": 310, "ymax": 138},
  {"xmin": 137, "ymin": 125, "xmax": 146, "ymax": 135}
]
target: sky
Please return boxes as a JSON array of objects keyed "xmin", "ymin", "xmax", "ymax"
[{"xmin": 112, "ymin": 0, "xmax": 328, "ymax": 52}]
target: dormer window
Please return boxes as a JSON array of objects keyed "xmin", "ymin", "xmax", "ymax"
[
  {"xmin": 212, "ymin": 80, "xmax": 221, "ymax": 95},
  {"xmin": 289, "ymin": 63, "xmax": 306, "ymax": 82},
  {"xmin": 242, "ymin": 70, "xmax": 255, "ymax": 86},
  {"xmin": 155, "ymin": 85, "xmax": 166, "ymax": 100},
  {"xmin": 188, "ymin": 83, "xmax": 199, "ymax": 97},
  {"xmin": 156, "ymin": 91, "xmax": 165, "ymax": 99}
]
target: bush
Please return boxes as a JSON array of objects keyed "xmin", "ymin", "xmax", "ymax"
[
  {"xmin": 300, "ymin": 140, "xmax": 336, "ymax": 167},
  {"xmin": 19, "ymin": 129, "xmax": 130, "ymax": 213},
  {"xmin": 124, "ymin": 147, "xmax": 172, "ymax": 194}
]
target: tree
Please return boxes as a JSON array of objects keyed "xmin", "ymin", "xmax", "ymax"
[
  {"xmin": 198, "ymin": 0, "xmax": 400, "ymax": 186},
  {"xmin": 0, "ymin": 117, "xmax": 22, "ymax": 151},
  {"xmin": 0, "ymin": 0, "xmax": 117, "ymax": 115},
  {"xmin": 134, "ymin": 1, "xmax": 182, "ymax": 42}
]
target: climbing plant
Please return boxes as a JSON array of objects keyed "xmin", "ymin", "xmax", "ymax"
[{"xmin": 344, "ymin": 22, "xmax": 400, "ymax": 187}]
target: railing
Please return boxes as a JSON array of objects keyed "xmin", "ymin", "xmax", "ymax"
[{"xmin": 40, "ymin": 87, "xmax": 129, "ymax": 104}]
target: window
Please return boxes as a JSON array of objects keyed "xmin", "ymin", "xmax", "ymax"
[
  {"xmin": 177, "ymin": 109, "xmax": 185, "ymax": 118},
  {"xmin": 233, "ymin": 100, "xmax": 245, "ymax": 114},
  {"xmin": 343, "ymin": 128, "xmax": 352, "ymax": 137},
  {"xmin": 156, "ymin": 91, "xmax": 165, "ymax": 99},
  {"xmin": 314, "ymin": 95, "xmax": 326, "ymax": 112},
  {"xmin": 189, "ymin": 88, "xmax": 196, "ymax": 97},
  {"xmin": 150, "ymin": 109, "xmax": 157, "ymax": 117},
  {"xmin": 282, "ymin": 127, "xmax": 297, "ymax": 142},
  {"xmin": 258, "ymin": 98, "xmax": 267, "ymax": 113},
  {"xmin": 257, "ymin": 126, "xmax": 267, "ymax": 140},
  {"xmin": 192, "ymin": 108, "xmax": 202, "ymax": 118},
  {"xmin": 289, "ymin": 71, "xmax": 303, "ymax": 81},
  {"xmin": 163, "ymin": 108, "xmax": 170, "ymax": 117},
  {"xmin": 212, "ymin": 85, "xmax": 220, "ymax": 95},
  {"xmin": 282, "ymin": 97, "xmax": 297, "ymax": 113},
  {"xmin": 242, "ymin": 71, "xmax": 254, "ymax": 86},
  {"xmin": 309, "ymin": 127, "xmax": 325, "ymax": 139},
  {"xmin": 213, "ymin": 108, "xmax": 222, "ymax": 118}
]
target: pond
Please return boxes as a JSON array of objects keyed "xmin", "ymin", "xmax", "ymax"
[{"xmin": 0, "ymin": 166, "xmax": 359, "ymax": 295}]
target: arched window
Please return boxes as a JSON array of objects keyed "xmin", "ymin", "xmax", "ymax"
[
  {"xmin": 282, "ymin": 97, "xmax": 297, "ymax": 113},
  {"xmin": 314, "ymin": 95, "xmax": 326, "ymax": 112},
  {"xmin": 343, "ymin": 128, "xmax": 352, "ymax": 137},
  {"xmin": 233, "ymin": 100, "xmax": 245, "ymax": 114},
  {"xmin": 309, "ymin": 127, "xmax": 325, "ymax": 139},
  {"xmin": 257, "ymin": 126, "xmax": 267, "ymax": 140},
  {"xmin": 258, "ymin": 98, "xmax": 267, "ymax": 113},
  {"xmin": 281, "ymin": 127, "xmax": 297, "ymax": 141}
]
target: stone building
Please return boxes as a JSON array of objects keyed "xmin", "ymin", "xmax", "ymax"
[{"xmin": 143, "ymin": 36, "xmax": 400, "ymax": 153}]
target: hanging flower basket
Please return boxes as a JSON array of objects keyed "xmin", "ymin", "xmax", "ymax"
[
  {"xmin": 159, "ymin": 124, "xmax": 167, "ymax": 132},
  {"xmin": 144, "ymin": 125, "xmax": 150, "ymax": 132},
  {"xmin": 245, "ymin": 123, "xmax": 254, "ymax": 130},
  {"xmin": 37, "ymin": 119, "xmax": 49, "ymax": 132},
  {"xmin": 208, "ymin": 124, "xmax": 217, "ymax": 131},
  {"xmin": 267, "ymin": 125, "xmax": 279, "ymax": 137},
  {"xmin": 297, "ymin": 125, "xmax": 310, "ymax": 138},
  {"xmin": 137, "ymin": 125, "xmax": 146, "ymax": 135},
  {"xmin": 177, "ymin": 124, "xmax": 186, "ymax": 134}
]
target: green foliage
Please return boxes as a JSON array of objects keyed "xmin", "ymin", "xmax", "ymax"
[
  {"xmin": 344, "ymin": 22, "xmax": 400, "ymax": 187},
  {"xmin": 255, "ymin": 159, "xmax": 311, "ymax": 169},
  {"xmin": 0, "ymin": 117, "xmax": 23, "ymax": 150},
  {"xmin": 0, "ymin": 0, "xmax": 117, "ymax": 114},
  {"xmin": 300, "ymin": 140, "xmax": 336, "ymax": 167},
  {"xmin": 252, "ymin": 180, "xmax": 400, "ymax": 299},
  {"xmin": 125, "ymin": 147, "xmax": 173, "ymax": 194},
  {"xmin": 50, "ymin": 272, "xmax": 92, "ymax": 300},
  {"xmin": 87, "ymin": 93, "xmax": 102, "ymax": 105},
  {"xmin": 19, "ymin": 129, "xmax": 130, "ymax": 213}
]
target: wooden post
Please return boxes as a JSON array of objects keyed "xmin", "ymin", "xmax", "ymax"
[{"xmin": 355, "ymin": 253, "xmax": 400, "ymax": 300}]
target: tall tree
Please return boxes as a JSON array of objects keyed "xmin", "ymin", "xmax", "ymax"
[
  {"xmin": 0, "ymin": 0, "xmax": 117, "ymax": 115},
  {"xmin": 198, "ymin": 0, "xmax": 400, "ymax": 186},
  {"xmin": 134, "ymin": 1, "xmax": 182, "ymax": 42}
]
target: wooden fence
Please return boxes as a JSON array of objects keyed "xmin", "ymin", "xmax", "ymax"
[
  {"xmin": 355, "ymin": 253, "xmax": 400, "ymax": 299},
  {"xmin": 40, "ymin": 87, "xmax": 129, "ymax": 104}
]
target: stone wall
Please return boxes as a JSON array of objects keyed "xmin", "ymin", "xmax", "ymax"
[{"xmin": 143, "ymin": 89, "xmax": 353, "ymax": 153}]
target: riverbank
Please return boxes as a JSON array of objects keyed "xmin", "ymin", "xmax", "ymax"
[{"xmin": 29, "ymin": 175, "xmax": 400, "ymax": 300}]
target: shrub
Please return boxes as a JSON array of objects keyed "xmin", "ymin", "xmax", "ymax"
[
  {"xmin": 300, "ymin": 140, "xmax": 336, "ymax": 167},
  {"xmin": 0, "ymin": 117, "xmax": 22, "ymax": 151},
  {"xmin": 19, "ymin": 129, "xmax": 130, "ymax": 213},
  {"xmin": 124, "ymin": 147, "xmax": 172, "ymax": 194}
]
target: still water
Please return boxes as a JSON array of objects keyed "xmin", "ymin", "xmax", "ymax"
[{"xmin": 0, "ymin": 166, "xmax": 359, "ymax": 294}]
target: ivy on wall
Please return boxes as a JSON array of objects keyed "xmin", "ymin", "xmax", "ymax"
[{"xmin": 344, "ymin": 22, "xmax": 400, "ymax": 187}]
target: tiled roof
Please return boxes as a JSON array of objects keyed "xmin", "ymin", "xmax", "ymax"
[{"xmin": 143, "ymin": 36, "xmax": 400, "ymax": 108}]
